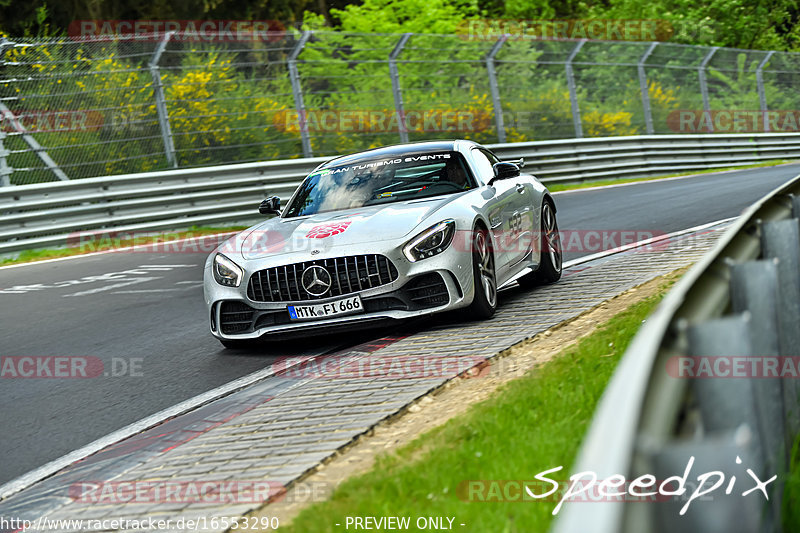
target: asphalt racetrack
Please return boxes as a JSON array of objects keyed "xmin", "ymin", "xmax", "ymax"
[{"xmin": 1, "ymin": 163, "xmax": 798, "ymax": 484}]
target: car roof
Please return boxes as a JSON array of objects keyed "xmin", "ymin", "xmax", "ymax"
[{"xmin": 321, "ymin": 140, "xmax": 477, "ymax": 168}]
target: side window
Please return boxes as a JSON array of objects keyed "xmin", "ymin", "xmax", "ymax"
[
  {"xmin": 480, "ymin": 148, "xmax": 500, "ymax": 165},
  {"xmin": 471, "ymin": 148, "xmax": 495, "ymax": 182}
]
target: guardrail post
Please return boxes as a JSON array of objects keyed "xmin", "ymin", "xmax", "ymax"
[
  {"xmin": 762, "ymin": 219, "xmax": 800, "ymax": 439},
  {"xmin": 389, "ymin": 33, "xmax": 412, "ymax": 144},
  {"xmin": 687, "ymin": 314, "xmax": 758, "ymax": 433},
  {"xmin": 0, "ymin": 132, "xmax": 11, "ymax": 187},
  {"xmin": 730, "ymin": 260, "xmax": 785, "ymax": 496},
  {"xmin": 149, "ymin": 31, "xmax": 177, "ymax": 168},
  {"xmin": 565, "ymin": 39, "xmax": 586, "ymax": 138},
  {"xmin": 698, "ymin": 47, "xmax": 719, "ymax": 133},
  {"xmin": 485, "ymin": 35, "xmax": 508, "ymax": 143},
  {"xmin": 638, "ymin": 42, "xmax": 658, "ymax": 135},
  {"xmin": 288, "ymin": 31, "xmax": 313, "ymax": 158},
  {"xmin": 756, "ymin": 51, "xmax": 775, "ymax": 132}
]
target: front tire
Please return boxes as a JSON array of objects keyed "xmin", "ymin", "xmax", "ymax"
[
  {"xmin": 518, "ymin": 200, "xmax": 562, "ymax": 287},
  {"xmin": 466, "ymin": 227, "xmax": 497, "ymax": 319}
]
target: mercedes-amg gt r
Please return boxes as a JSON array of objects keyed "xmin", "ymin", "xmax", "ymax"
[{"xmin": 203, "ymin": 140, "xmax": 561, "ymax": 347}]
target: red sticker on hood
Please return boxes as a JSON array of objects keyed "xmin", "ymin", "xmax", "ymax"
[{"xmin": 306, "ymin": 221, "xmax": 351, "ymax": 239}]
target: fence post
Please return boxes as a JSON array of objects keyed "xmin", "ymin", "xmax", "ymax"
[
  {"xmin": 288, "ymin": 30, "xmax": 313, "ymax": 158},
  {"xmin": 149, "ymin": 31, "xmax": 177, "ymax": 168},
  {"xmin": 0, "ymin": 102, "xmax": 69, "ymax": 181},
  {"xmin": 698, "ymin": 47, "xmax": 719, "ymax": 132},
  {"xmin": 756, "ymin": 51, "xmax": 775, "ymax": 132},
  {"xmin": 485, "ymin": 35, "xmax": 508, "ymax": 143},
  {"xmin": 0, "ymin": 40, "xmax": 10, "ymax": 186},
  {"xmin": 638, "ymin": 42, "xmax": 658, "ymax": 135},
  {"xmin": 389, "ymin": 33, "xmax": 412, "ymax": 144},
  {"xmin": 565, "ymin": 39, "xmax": 586, "ymax": 138},
  {"xmin": 0, "ymin": 132, "xmax": 10, "ymax": 187}
]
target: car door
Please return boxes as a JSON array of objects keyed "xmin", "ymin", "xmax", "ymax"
[
  {"xmin": 469, "ymin": 148, "xmax": 523, "ymax": 277},
  {"xmin": 477, "ymin": 148, "xmax": 534, "ymax": 268}
]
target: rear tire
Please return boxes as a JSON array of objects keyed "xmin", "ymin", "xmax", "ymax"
[
  {"xmin": 518, "ymin": 200, "xmax": 562, "ymax": 288},
  {"xmin": 466, "ymin": 227, "xmax": 497, "ymax": 319}
]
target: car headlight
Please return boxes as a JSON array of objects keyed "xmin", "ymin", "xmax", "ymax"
[
  {"xmin": 403, "ymin": 220, "xmax": 456, "ymax": 262},
  {"xmin": 213, "ymin": 253, "xmax": 243, "ymax": 287}
]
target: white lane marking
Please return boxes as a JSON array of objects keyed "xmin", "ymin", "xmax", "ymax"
[
  {"xmin": 138, "ymin": 264, "xmax": 197, "ymax": 269},
  {"xmin": 0, "ymin": 233, "xmax": 238, "ymax": 271},
  {"xmin": 0, "ymin": 265, "xmax": 197, "ymax": 295},
  {"xmin": 176, "ymin": 280, "xmax": 203, "ymax": 285},
  {"xmin": 501, "ymin": 217, "xmax": 736, "ymax": 289},
  {"xmin": 112, "ymin": 288, "xmax": 183, "ymax": 294},
  {"xmin": 62, "ymin": 277, "xmax": 161, "ymax": 297},
  {"xmin": 561, "ymin": 217, "xmax": 736, "ymax": 268},
  {"xmin": 0, "ymin": 354, "xmax": 317, "ymax": 502},
  {"xmin": 550, "ymin": 162, "xmax": 799, "ymax": 196}
]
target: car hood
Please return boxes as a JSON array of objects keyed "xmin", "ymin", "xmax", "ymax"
[{"xmin": 233, "ymin": 196, "xmax": 454, "ymax": 260}]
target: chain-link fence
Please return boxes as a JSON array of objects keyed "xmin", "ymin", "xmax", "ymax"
[{"xmin": 2, "ymin": 31, "xmax": 800, "ymax": 185}]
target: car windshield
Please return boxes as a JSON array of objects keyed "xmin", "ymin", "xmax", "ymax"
[{"xmin": 282, "ymin": 151, "xmax": 474, "ymax": 217}]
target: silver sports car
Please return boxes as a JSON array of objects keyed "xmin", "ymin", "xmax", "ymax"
[{"xmin": 203, "ymin": 140, "xmax": 561, "ymax": 348}]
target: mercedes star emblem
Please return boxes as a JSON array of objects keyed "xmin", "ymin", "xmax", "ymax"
[{"xmin": 301, "ymin": 265, "xmax": 332, "ymax": 296}]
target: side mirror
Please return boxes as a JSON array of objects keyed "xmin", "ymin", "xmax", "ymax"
[
  {"xmin": 490, "ymin": 162, "xmax": 520, "ymax": 183},
  {"xmin": 259, "ymin": 196, "xmax": 281, "ymax": 215}
]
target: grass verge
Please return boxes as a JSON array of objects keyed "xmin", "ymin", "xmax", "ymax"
[
  {"xmin": 784, "ymin": 433, "xmax": 800, "ymax": 531},
  {"xmin": 282, "ymin": 286, "xmax": 672, "ymax": 533}
]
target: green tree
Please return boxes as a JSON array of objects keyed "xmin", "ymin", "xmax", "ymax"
[{"xmin": 330, "ymin": 0, "xmax": 476, "ymax": 33}]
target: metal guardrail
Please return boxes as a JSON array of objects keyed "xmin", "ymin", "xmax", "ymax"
[
  {"xmin": 1, "ymin": 133, "xmax": 799, "ymax": 255},
  {"xmin": 554, "ymin": 173, "xmax": 800, "ymax": 532}
]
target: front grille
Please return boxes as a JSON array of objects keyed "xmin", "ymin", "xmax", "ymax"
[
  {"xmin": 363, "ymin": 296, "xmax": 407, "ymax": 312},
  {"xmin": 404, "ymin": 273, "xmax": 450, "ymax": 308},
  {"xmin": 219, "ymin": 301, "xmax": 255, "ymax": 334},
  {"xmin": 247, "ymin": 255, "xmax": 399, "ymax": 302}
]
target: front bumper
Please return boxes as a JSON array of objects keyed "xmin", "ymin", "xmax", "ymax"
[{"xmin": 204, "ymin": 245, "xmax": 475, "ymax": 340}]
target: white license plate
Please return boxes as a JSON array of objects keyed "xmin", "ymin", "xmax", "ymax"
[{"xmin": 287, "ymin": 295, "xmax": 364, "ymax": 322}]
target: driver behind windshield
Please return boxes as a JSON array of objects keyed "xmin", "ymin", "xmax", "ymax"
[{"xmin": 284, "ymin": 152, "xmax": 475, "ymax": 217}]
